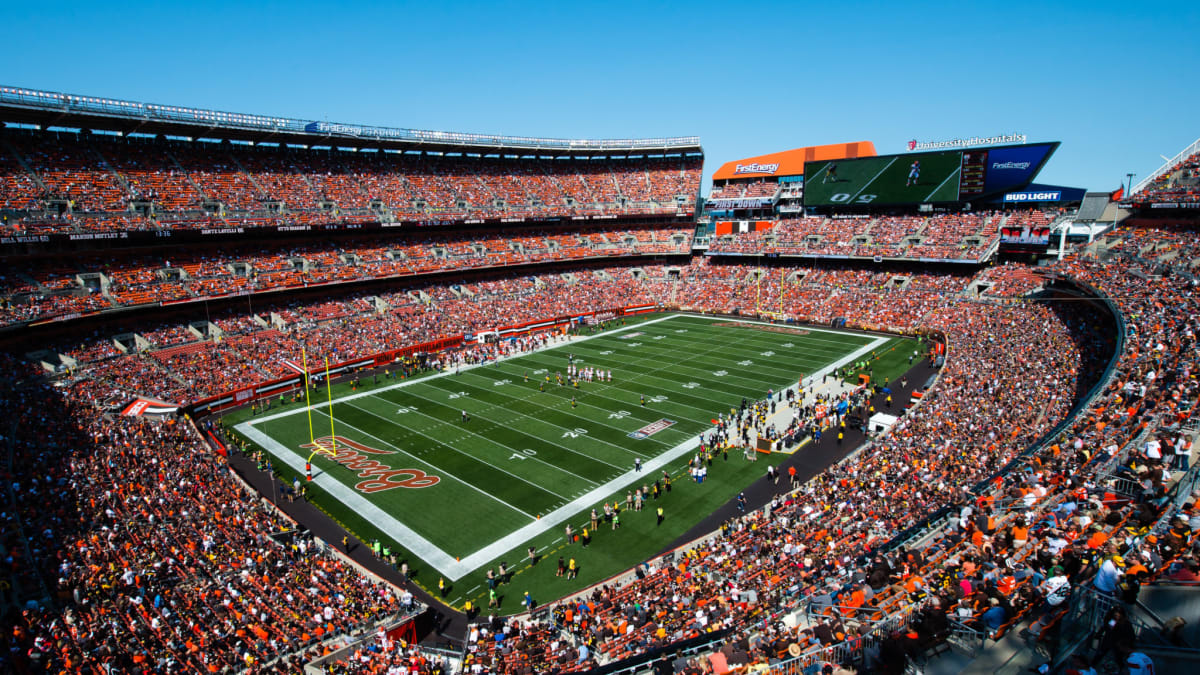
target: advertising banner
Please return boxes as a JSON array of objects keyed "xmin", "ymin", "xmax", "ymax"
[{"xmin": 1003, "ymin": 190, "xmax": 1062, "ymax": 203}]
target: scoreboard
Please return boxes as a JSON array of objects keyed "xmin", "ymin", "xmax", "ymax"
[
  {"xmin": 958, "ymin": 150, "xmax": 988, "ymax": 197},
  {"xmin": 803, "ymin": 142, "xmax": 1058, "ymax": 208}
]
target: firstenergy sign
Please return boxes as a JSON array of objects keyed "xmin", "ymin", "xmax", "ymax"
[
  {"xmin": 907, "ymin": 134, "xmax": 1027, "ymax": 151},
  {"xmin": 734, "ymin": 162, "xmax": 780, "ymax": 175}
]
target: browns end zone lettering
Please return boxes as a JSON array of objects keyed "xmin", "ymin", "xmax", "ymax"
[
  {"xmin": 734, "ymin": 162, "xmax": 780, "ymax": 175},
  {"xmin": 301, "ymin": 435, "xmax": 440, "ymax": 493}
]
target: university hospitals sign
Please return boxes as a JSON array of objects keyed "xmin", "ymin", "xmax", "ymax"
[{"xmin": 907, "ymin": 134, "xmax": 1027, "ymax": 151}]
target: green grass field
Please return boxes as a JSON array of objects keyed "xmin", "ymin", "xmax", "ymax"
[
  {"xmin": 228, "ymin": 313, "xmax": 916, "ymax": 609},
  {"xmin": 804, "ymin": 151, "xmax": 962, "ymax": 206}
]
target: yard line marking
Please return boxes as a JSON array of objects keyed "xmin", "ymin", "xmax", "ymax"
[
  {"xmin": 806, "ymin": 162, "xmax": 830, "ymax": 185},
  {"xmin": 562, "ymin": 338, "xmax": 845, "ymax": 377},
  {"xmin": 235, "ymin": 423, "xmax": 464, "ymax": 571},
  {"xmin": 347, "ymin": 397, "xmax": 605, "ymax": 487},
  {"xmin": 418, "ymin": 374, "xmax": 663, "ymax": 453},
  {"xmin": 238, "ymin": 314, "xmax": 896, "ymax": 580},
  {"xmin": 248, "ymin": 313, "xmax": 680, "ymax": 427},
  {"xmin": 341, "ymin": 400, "xmax": 572, "ymax": 497},
  {"xmin": 849, "ymin": 157, "xmax": 897, "ymax": 203},
  {"xmin": 506, "ymin": 363, "xmax": 761, "ymax": 411},
  {"xmin": 396, "ymin": 384, "xmax": 652, "ymax": 462},
  {"xmin": 495, "ymin": 327, "xmax": 789, "ymax": 417}
]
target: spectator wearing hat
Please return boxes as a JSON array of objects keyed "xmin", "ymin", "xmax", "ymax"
[
  {"xmin": 1029, "ymin": 566, "xmax": 1071, "ymax": 638},
  {"xmin": 980, "ymin": 597, "xmax": 1008, "ymax": 633},
  {"xmin": 1092, "ymin": 555, "xmax": 1125, "ymax": 596}
]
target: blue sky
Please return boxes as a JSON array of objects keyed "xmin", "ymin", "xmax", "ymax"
[{"xmin": 2, "ymin": 1, "xmax": 1196, "ymax": 194}]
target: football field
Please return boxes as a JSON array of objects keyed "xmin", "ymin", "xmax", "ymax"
[
  {"xmin": 804, "ymin": 150, "xmax": 962, "ymax": 206},
  {"xmin": 231, "ymin": 313, "xmax": 913, "ymax": 603}
]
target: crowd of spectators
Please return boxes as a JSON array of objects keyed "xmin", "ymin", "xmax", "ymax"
[
  {"xmin": 27, "ymin": 259, "xmax": 1073, "ymax": 407},
  {"xmin": 975, "ymin": 263, "xmax": 1047, "ymax": 298},
  {"xmin": 709, "ymin": 181, "xmax": 778, "ymax": 200},
  {"xmin": 0, "ymin": 375, "xmax": 411, "ymax": 672},
  {"xmin": 706, "ymin": 212, "xmax": 1021, "ymax": 262},
  {"xmin": 443, "ymin": 287, "xmax": 1115, "ymax": 672},
  {"xmin": 0, "ymin": 128, "xmax": 703, "ymax": 235},
  {"xmin": 442, "ymin": 220, "xmax": 1200, "ymax": 674},
  {"xmin": 0, "ymin": 225, "xmax": 693, "ymax": 325},
  {"xmin": 5, "ymin": 214, "xmax": 1200, "ymax": 673},
  {"xmin": 1132, "ymin": 148, "xmax": 1200, "ymax": 205}
]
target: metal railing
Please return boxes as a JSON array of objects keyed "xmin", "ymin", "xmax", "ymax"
[
  {"xmin": 1063, "ymin": 584, "xmax": 1177, "ymax": 650},
  {"xmin": 1131, "ymin": 137, "xmax": 1200, "ymax": 195},
  {"xmin": 946, "ymin": 617, "xmax": 987, "ymax": 658},
  {"xmin": 1145, "ymin": 461, "xmax": 1200, "ymax": 539},
  {"xmin": 767, "ymin": 606, "xmax": 920, "ymax": 674},
  {"xmin": 0, "ymin": 85, "xmax": 702, "ymax": 152}
]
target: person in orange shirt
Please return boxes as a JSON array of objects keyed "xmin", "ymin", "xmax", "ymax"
[
  {"xmin": 1086, "ymin": 527, "xmax": 1109, "ymax": 550},
  {"xmin": 1011, "ymin": 520, "xmax": 1030, "ymax": 549}
]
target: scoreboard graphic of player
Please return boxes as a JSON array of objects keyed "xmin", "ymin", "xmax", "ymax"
[{"xmin": 803, "ymin": 142, "xmax": 1057, "ymax": 208}]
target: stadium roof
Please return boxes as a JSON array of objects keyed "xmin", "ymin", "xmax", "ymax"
[
  {"xmin": 0, "ymin": 85, "xmax": 703, "ymax": 158},
  {"xmin": 711, "ymin": 141, "xmax": 876, "ymax": 181}
]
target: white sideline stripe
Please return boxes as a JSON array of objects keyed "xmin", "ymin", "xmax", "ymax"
[
  {"xmin": 340, "ymin": 399, "xmax": 560, "ymax": 499},
  {"xmin": 924, "ymin": 165, "xmax": 961, "ymax": 203},
  {"xmin": 236, "ymin": 315, "xmax": 892, "ymax": 579},
  {"xmin": 236, "ymin": 423, "xmax": 461, "ymax": 572},
  {"xmin": 448, "ymin": 332, "xmax": 890, "ymax": 577},
  {"xmin": 248, "ymin": 313, "xmax": 678, "ymax": 427},
  {"xmin": 307, "ymin": 405, "xmax": 539, "ymax": 519}
]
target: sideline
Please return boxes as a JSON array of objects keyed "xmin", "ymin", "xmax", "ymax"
[{"xmin": 234, "ymin": 314, "xmax": 889, "ymax": 579}]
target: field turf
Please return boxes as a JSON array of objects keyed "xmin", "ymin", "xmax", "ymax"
[{"xmin": 227, "ymin": 313, "xmax": 915, "ymax": 608}]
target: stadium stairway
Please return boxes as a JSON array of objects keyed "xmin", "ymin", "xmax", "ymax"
[
  {"xmin": 226, "ymin": 150, "xmax": 268, "ymax": 199},
  {"xmin": 0, "ymin": 136, "xmax": 48, "ymax": 194},
  {"xmin": 920, "ymin": 587, "xmax": 1200, "ymax": 675},
  {"xmin": 166, "ymin": 147, "xmax": 210, "ymax": 201},
  {"xmin": 1138, "ymin": 585, "xmax": 1200, "ymax": 646},
  {"xmin": 939, "ymin": 630, "xmax": 1041, "ymax": 675},
  {"xmin": 1075, "ymin": 192, "xmax": 1111, "ymax": 222},
  {"xmin": 88, "ymin": 142, "xmax": 133, "ymax": 198}
]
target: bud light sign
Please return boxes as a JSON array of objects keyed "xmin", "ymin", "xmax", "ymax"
[{"xmin": 1004, "ymin": 190, "xmax": 1062, "ymax": 203}]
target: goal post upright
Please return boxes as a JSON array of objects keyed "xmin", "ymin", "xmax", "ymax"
[{"xmin": 325, "ymin": 356, "xmax": 338, "ymax": 460}]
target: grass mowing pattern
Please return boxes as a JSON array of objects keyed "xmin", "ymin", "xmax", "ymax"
[{"xmin": 226, "ymin": 313, "xmax": 916, "ymax": 608}]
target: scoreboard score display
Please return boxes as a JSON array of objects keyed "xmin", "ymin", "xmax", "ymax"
[{"xmin": 803, "ymin": 142, "xmax": 1058, "ymax": 207}]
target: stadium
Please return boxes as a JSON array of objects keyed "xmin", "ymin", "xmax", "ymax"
[{"xmin": 1, "ymin": 36, "xmax": 1198, "ymax": 675}]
